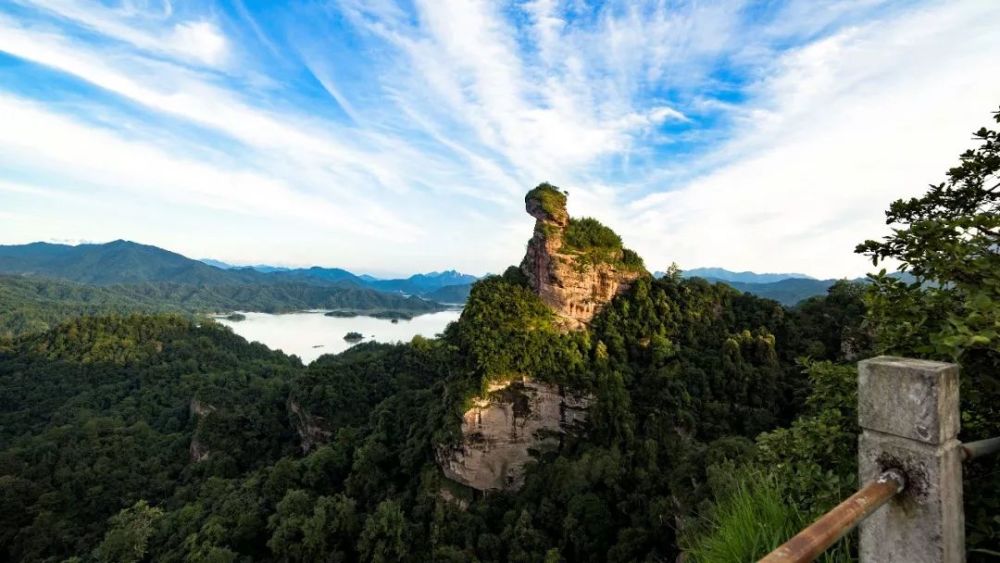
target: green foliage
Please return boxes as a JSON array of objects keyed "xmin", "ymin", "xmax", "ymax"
[
  {"xmin": 359, "ymin": 500, "xmax": 407, "ymax": 563},
  {"xmin": 561, "ymin": 218, "xmax": 645, "ymax": 272},
  {"xmin": 620, "ymin": 248, "xmax": 644, "ymax": 270},
  {"xmin": 7, "ymin": 139, "xmax": 999, "ymax": 562},
  {"xmin": 525, "ymin": 182, "xmax": 568, "ymax": 218},
  {"xmin": 448, "ymin": 274, "xmax": 586, "ymax": 390},
  {"xmin": 856, "ymin": 107, "xmax": 998, "ymax": 360},
  {"xmin": 681, "ymin": 469, "xmax": 806, "ymax": 563},
  {"xmin": 0, "ymin": 315, "xmax": 301, "ymax": 561},
  {"xmin": 682, "ymin": 362, "xmax": 857, "ymax": 562},
  {"xmin": 856, "ymin": 107, "xmax": 1000, "ymax": 550},
  {"xmin": 789, "ymin": 280, "xmax": 871, "ymax": 360},
  {"xmin": 0, "ymin": 262, "xmax": 832, "ymax": 562},
  {"xmin": 755, "ymin": 362, "xmax": 859, "ymax": 516},
  {"xmin": 564, "ymin": 217, "xmax": 623, "ymax": 251},
  {"xmin": 96, "ymin": 500, "xmax": 163, "ymax": 563},
  {"xmin": 682, "ymin": 466, "xmax": 853, "ymax": 563}
]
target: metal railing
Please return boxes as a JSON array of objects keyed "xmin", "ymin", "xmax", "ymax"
[
  {"xmin": 757, "ymin": 356, "xmax": 1000, "ymax": 563},
  {"xmin": 758, "ymin": 470, "xmax": 904, "ymax": 563},
  {"xmin": 962, "ymin": 436, "xmax": 1000, "ymax": 462},
  {"xmin": 759, "ymin": 440, "xmax": 999, "ymax": 563}
]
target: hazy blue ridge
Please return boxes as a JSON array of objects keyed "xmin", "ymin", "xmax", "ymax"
[{"xmin": 652, "ymin": 267, "xmax": 815, "ymax": 283}]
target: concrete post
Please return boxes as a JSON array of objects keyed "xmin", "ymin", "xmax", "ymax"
[{"xmin": 858, "ymin": 356, "xmax": 964, "ymax": 563}]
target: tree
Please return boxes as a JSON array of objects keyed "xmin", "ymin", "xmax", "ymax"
[
  {"xmin": 856, "ymin": 106, "xmax": 999, "ymax": 358},
  {"xmin": 359, "ymin": 500, "xmax": 407, "ymax": 563},
  {"xmin": 96, "ymin": 500, "xmax": 163, "ymax": 563},
  {"xmin": 856, "ymin": 105, "xmax": 1000, "ymax": 551}
]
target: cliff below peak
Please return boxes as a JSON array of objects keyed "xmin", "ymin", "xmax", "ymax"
[
  {"xmin": 437, "ymin": 377, "xmax": 589, "ymax": 491},
  {"xmin": 520, "ymin": 183, "xmax": 646, "ymax": 330}
]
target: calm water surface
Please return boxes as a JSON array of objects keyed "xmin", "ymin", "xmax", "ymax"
[{"xmin": 216, "ymin": 310, "xmax": 462, "ymax": 363}]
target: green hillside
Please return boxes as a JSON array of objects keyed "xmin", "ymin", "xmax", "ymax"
[
  {"xmin": 0, "ymin": 109, "xmax": 997, "ymax": 562},
  {"xmin": 0, "ymin": 275, "xmax": 443, "ymax": 338}
]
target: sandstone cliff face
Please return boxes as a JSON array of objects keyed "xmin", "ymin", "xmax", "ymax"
[
  {"xmin": 437, "ymin": 378, "xmax": 589, "ymax": 491},
  {"xmin": 288, "ymin": 399, "xmax": 332, "ymax": 453},
  {"xmin": 437, "ymin": 185, "xmax": 642, "ymax": 493},
  {"xmin": 189, "ymin": 398, "xmax": 215, "ymax": 463},
  {"xmin": 520, "ymin": 186, "xmax": 643, "ymax": 330}
]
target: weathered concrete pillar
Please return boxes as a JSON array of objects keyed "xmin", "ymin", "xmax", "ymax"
[{"xmin": 858, "ymin": 356, "xmax": 964, "ymax": 563}]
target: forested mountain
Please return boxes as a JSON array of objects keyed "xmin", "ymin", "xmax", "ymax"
[
  {"xmin": 1, "ymin": 110, "xmax": 997, "ymax": 562},
  {"xmin": 707, "ymin": 277, "xmax": 839, "ymax": 305},
  {"xmin": 281, "ymin": 267, "xmax": 368, "ymax": 285},
  {"xmin": 263, "ymin": 267, "xmax": 477, "ymax": 296},
  {"xmin": 682, "ymin": 273, "xmax": 919, "ymax": 306},
  {"xmin": 1, "ymin": 242, "xmax": 477, "ymax": 296},
  {"xmin": 680, "ymin": 267, "xmax": 813, "ymax": 283},
  {"xmin": 654, "ymin": 268, "xmax": 837, "ymax": 304},
  {"xmin": 0, "ymin": 242, "xmax": 458, "ymax": 337},
  {"xmin": 366, "ymin": 270, "xmax": 479, "ymax": 294},
  {"xmin": 0, "ymin": 241, "xmax": 263, "ymax": 285},
  {"xmin": 422, "ymin": 282, "xmax": 473, "ymax": 304},
  {"xmin": 0, "ymin": 275, "xmax": 443, "ymax": 339},
  {"xmin": 0, "ymin": 274, "xmax": 845, "ymax": 562}
]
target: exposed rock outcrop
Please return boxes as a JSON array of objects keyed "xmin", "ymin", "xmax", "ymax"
[
  {"xmin": 190, "ymin": 398, "xmax": 215, "ymax": 417},
  {"xmin": 189, "ymin": 436, "xmax": 211, "ymax": 463},
  {"xmin": 288, "ymin": 399, "xmax": 332, "ymax": 453},
  {"xmin": 437, "ymin": 184, "xmax": 643, "ymax": 492},
  {"xmin": 520, "ymin": 184, "xmax": 644, "ymax": 330},
  {"xmin": 189, "ymin": 398, "xmax": 216, "ymax": 463},
  {"xmin": 437, "ymin": 377, "xmax": 589, "ymax": 491}
]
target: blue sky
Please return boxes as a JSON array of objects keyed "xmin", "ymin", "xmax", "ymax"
[{"xmin": 0, "ymin": 0, "xmax": 998, "ymax": 278}]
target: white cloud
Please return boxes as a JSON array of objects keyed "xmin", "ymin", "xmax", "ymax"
[
  {"xmin": 168, "ymin": 20, "xmax": 228, "ymax": 66},
  {"xmin": 0, "ymin": 0, "xmax": 997, "ymax": 278},
  {"xmin": 626, "ymin": 0, "xmax": 1000, "ymax": 278},
  {"xmin": 0, "ymin": 13, "xmax": 514, "ymax": 214},
  {"xmin": 17, "ymin": 0, "xmax": 229, "ymax": 66},
  {"xmin": 0, "ymin": 95, "xmax": 416, "ymax": 240}
]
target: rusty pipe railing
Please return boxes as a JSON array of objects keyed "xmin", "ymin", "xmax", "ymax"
[
  {"xmin": 760, "ymin": 434, "xmax": 1000, "ymax": 563},
  {"xmin": 757, "ymin": 470, "xmax": 905, "ymax": 563}
]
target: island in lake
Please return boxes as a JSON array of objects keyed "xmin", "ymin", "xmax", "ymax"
[
  {"xmin": 370, "ymin": 310, "xmax": 413, "ymax": 321},
  {"xmin": 343, "ymin": 331, "xmax": 364, "ymax": 342},
  {"xmin": 324, "ymin": 310, "xmax": 359, "ymax": 318}
]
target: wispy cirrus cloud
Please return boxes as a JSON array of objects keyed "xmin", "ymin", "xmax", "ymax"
[{"xmin": 0, "ymin": 0, "xmax": 997, "ymax": 277}]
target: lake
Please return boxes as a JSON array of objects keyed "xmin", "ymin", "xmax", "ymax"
[{"xmin": 216, "ymin": 310, "xmax": 462, "ymax": 363}]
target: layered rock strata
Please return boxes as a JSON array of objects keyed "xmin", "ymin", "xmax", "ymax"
[
  {"xmin": 520, "ymin": 187, "xmax": 643, "ymax": 330},
  {"xmin": 437, "ymin": 378, "xmax": 589, "ymax": 491}
]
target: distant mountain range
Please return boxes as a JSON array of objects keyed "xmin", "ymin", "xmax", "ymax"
[
  {"xmin": 0, "ymin": 241, "xmax": 477, "ymax": 293},
  {"xmin": 648, "ymin": 268, "xmax": 829, "ymax": 305},
  {"xmin": 681, "ymin": 267, "xmax": 814, "ymax": 284},
  {"xmin": 198, "ymin": 258, "xmax": 478, "ymax": 297},
  {"xmin": 1, "ymin": 242, "xmax": 905, "ymax": 311},
  {"xmin": 0, "ymin": 241, "xmax": 469, "ymax": 336},
  {"xmin": 0, "ymin": 241, "xmax": 264, "ymax": 286},
  {"xmin": 651, "ymin": 266, "xmax": 916, "ymax": 306},
  {"xmin": 708, "ymin": 278, "xmax": 841, "ymax": 306}
]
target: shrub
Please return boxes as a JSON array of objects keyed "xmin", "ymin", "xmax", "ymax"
[
  {"xmin": 525, "ymin": 183, "xmax": 567, "ymax": 217},
  {"xmin": 682, "ymin": 464, "xmax": 853, "ymax": 563},
  {"xmin": 564, "ymin": 218, "xmax": 622, "ymax": 251}
]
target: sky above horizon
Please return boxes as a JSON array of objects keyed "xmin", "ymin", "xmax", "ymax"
[{"xmin": 0, "ymin": 0, "xmax": 998, "ymax": 278}]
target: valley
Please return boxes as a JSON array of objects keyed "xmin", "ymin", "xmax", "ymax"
[
  {"xmin": 1, "ymin": 110, "xmax": 998, "ymax": 562},
  {"xmin": 2, "ymin": 3, "xmax": 997, "ymax": 560},
  {"xmin": 0, "ymin": 172, "xmax": 997, "ymax": 562}
]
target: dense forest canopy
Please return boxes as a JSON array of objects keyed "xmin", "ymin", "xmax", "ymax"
[
  {"xmin": 0, "ymin": 108, "xmax": 997, "ymax": 562},
  {"xmin": 563, "ymin": 218, "xmax": 645, "ymax": 272}
]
